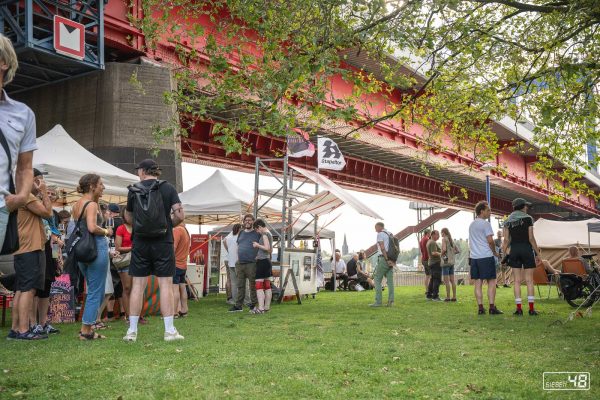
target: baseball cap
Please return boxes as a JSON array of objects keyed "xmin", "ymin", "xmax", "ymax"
[
  {"xmin": 33, "ymin": 168, "xmax": 48, "ymax": 177},
  {"xmin": 108, "ymin": 203, "xmax": 120, "ymax": 213},
  {"xmin": 512, "ymin": 198, "xmax": 532, "ymax": 209},
  {"xmin": 134, "ymin": 159, "xmax": 160, "ymax": 171}
]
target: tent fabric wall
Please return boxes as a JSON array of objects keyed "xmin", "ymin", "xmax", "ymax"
[{"xmin": 534, "ymin": 218, "xmax": 600, "ymax": 269}]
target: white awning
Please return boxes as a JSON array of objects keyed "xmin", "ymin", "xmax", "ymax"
[
  {"xmin": 290, "ymin": 191, "xmax": 344, "ymax": 216},
  {"xmin": 289, "ymin": 165, "xmax": 383, "ymax": 219}
]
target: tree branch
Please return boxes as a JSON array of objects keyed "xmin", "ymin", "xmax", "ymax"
[{"xmin": 468, "ymin": 0, "xmax": 569, "ymax": 13}]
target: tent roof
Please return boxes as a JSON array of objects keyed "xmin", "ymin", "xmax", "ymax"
[
  {"xmin": 33, "ymin": 125, "xmax": 138, "ymax": 202},
  {"xmin": 179, "ymin": 170, "xmax": 280, "ymax": 223},
  {"xmin": 290, "ymin": 191, "xmax": 345, "ymax": 216},
  {"xmin": 208, "ymin": 221, "xmax": 335, "ymax": 240},
  {"xmin": 534, "ymin": 218, "xmax": 600, "ymax": 248},
  {"xmin": 290, "ymin": 165, "xmax": 383, "ymax": 219}
]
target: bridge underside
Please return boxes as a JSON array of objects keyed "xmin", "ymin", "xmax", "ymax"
[{"xmin": 181, "ymin": 119, "xmax": 598, "ymax": 220}]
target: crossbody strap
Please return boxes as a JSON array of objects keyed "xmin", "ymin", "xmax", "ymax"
[
  {"xmin": 76, "ymin": 201, "xmax": 93, "ymax": 225},
  {"xmin": 0, "ymin": 127, "xmax": 16, "ymax": 194}
]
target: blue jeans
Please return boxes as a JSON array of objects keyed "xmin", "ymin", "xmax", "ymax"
[
  {"xmin": 78, "ymin": 236, "xmax": 109, "ymax": 325},
  {"xmin": 0, "ymin": 206, "xmax": 8, "ymax": 249},
  {"xmin": 374, "ymin": 256, "xmax": 394, "ymax": 304}
]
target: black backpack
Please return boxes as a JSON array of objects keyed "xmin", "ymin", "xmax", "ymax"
[
  {"xmin": 128, "ymin": 180, "xmax": 168, "ymax": 238},
  {"xmin": 386, "ymin": 231, "xmax": 400, "ymax": 261}
]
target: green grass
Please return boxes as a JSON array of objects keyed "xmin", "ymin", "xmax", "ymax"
[{"xmin": 0, "ymin": 286, "xmax": 598, "ymax": 399}]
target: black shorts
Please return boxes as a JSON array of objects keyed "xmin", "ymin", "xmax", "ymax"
[
  {"xmin": 111, "ymin": 269, "xmax": 123, "ymax": 298},
  {"xmin": 172, "ymin": 267, "xmax": 187, "ymax": 284},
  {"xmin": 507, "ymin": 243, "xmax": 536, "ymax": 269},
  {"xmin": 14, "ymin": 250, "xmax": 46, "ymax": 292},
  {"xmin": 36, "ymin": 278, "xmax": 53, "ymax": 299},
  {"xmin": 255, "ymin": 258, "xmax": 273, "ymax": 279},
  {"xmin": 129, "ymin": 240, "xmax": 176, "ymax": 278},
  {"xmin": 44, "ymin": 240, "xmax": 58, "ymax": 281},
  {"xmin": 470, "ymin": 257, "xmax": 497, "ymax": 280}
]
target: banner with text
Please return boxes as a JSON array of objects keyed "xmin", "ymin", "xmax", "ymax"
[{"xmin": 317, "ymin": 137, "xmax": 346, "ymax": 171}]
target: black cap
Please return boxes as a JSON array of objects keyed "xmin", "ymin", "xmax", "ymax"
[
  {"xmin": 33, "ymin": 168, "xmax": 47, "ymax": 177},
  {"xmin": 512, "ymin": 198, "xmax": 532, "ymax": 209},
  {"xmin": 134, "ymin": 159, "xmax": 160, "ymax": 171},
  {"xmin": 108, "ymin": 203, "xmax": 120, "ymax": 213}
]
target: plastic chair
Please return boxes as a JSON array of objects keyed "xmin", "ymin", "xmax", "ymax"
[
  {"xmin": 532, "ymin": 263, "xmax": 558, "ymax": 299},
  {"xmin": 561, "ymin": 258, "xmax": 588, "ymax": 276}
]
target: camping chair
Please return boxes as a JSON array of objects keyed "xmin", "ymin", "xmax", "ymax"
[
  {"xmin": 561, "ymin": 258, "xmax": 588, "ymax": 276},
  {"xmin": 532, "ymin": 263, "xmax": 559, "ymax": 299}
]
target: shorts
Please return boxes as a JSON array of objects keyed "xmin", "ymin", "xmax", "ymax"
[
  {"xmin": 470, "ymin": 257, "xmax": 497, "ymax": 280},
  {"xmin": 255, "ymin": 258, "xmax": 273, "ymax": 279},
  {"xmin": 129, "ymin": 240, "xmax": 176, "ymax": 278},
  {"xmin": 423, "ymin": 261, "xmax": 431, "ymax": 276},
  {"xmin": 44, "ymin": 240, "xmax": 58, "ymax": 281},
  {"xmin": 172, "ymin": 267, "xmax": 187, "ymax": 284},
  {"xmin": 507, "ymin": 243, "xmax": 536, "ymax": 269},
  {"xmin": 442, "ymin": 265, "xmax": 455, "ymax": 276},
  {"xmin": 14, "ymin": 250, "xmax": 46, "ymax": 292},
  {"xmin": 111, "ymin": 269, "xmax": 123, "ymax": 298},
  {"xmin": 36, "ymin": 277, "xmax": 53, "ymax": 299}
]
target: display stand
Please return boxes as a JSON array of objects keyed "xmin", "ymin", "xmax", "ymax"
[{"xmin": 277, "ymin": 267, "xmax": 301, "ymax": 304}]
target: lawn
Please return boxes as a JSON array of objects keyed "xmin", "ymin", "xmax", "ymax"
[{"xmin": 0, "ymin": 286, "xmax": 598, "ymax": 399}]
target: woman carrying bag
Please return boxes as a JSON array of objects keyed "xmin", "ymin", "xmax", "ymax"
[
  {"xmin": 71, "ymin": 174, "xmax": 112, "ymax": 340},
  {"xmin": 441, "ymin": 228, "xmax": 459, "ymax": 302}
]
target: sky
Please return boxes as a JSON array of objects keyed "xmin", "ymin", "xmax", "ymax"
[{"xmin": 181, "ymin": 162, "xmax": 504, "ymax": 254}]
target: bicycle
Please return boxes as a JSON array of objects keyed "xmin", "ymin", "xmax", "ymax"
[{"xmin": 559, "ymin": 261, "xmax": 600, "ymax": 308}]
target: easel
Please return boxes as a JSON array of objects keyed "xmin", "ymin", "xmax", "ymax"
[{"xmin": 277, "ymin": 266, "xmax": 302, "ymax": 304}]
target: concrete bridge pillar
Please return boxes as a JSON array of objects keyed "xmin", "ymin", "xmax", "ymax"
[{"xmin": 12, "ymin": 62, "xmax": 183, "ymax": 191}]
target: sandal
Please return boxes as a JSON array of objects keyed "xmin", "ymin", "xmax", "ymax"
[
  {"xmin": 178, "ymin": 312, "xmax": 188, "ymax": 318},
  {"xmin": 92, "ymin": 322, "xmax": 109, "ymax": 330},
  {"xmin": 79, "ymin": 331, "xmax": 106, "ymax": 340}
]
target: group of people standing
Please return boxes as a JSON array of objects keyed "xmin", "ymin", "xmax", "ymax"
[{"xmin": 224, "ymin": 214, "xmax": 273, "ymax": 314}]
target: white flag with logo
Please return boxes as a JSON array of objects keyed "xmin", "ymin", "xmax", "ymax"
[{"xmin": 318, "ymin": 137, "xmax": 346, "ymax": 171}]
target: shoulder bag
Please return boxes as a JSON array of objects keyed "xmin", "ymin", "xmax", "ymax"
[
  {"xmin": 65, "ymin": 201, "xmax": 98, "ymax": 263},
  {"xmin": 0, "ymin": 127, "xmax": 20, "ymax": 255}
]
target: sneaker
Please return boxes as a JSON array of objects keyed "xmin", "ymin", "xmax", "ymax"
[
  {"xmin": 503, "ymin": 284, "xmax": 511, "ymax": 288},
  {"xmin": 489, "ymin": 308, "xmax": 504, "ymax": 315},
  {"xmin": 386, "ymin": 301, "xmax": 394, "ymax": 307},
  {"xmin": 123, "ymin": 331, "xmax": 137, "ymax": 342},
  {"xmin": 369, "ymin": 303, "xmax": 382, "ymax": 307},
  {"xmin": 228, "ymin": 306, "xmax": 243, "ymax": 312},
  {"xmin": 6, "ymin": 329, "xmax": 17, "ymax": 340},
  {"xmin": 226, "ymin": 299, "xmax": 235, "ymax": 305},
  {"xmin": 44, "ymin": 323, "xmax": 60, "ymax": 335},
  {"xmin": 31, "ymin": 324, "xmax": 45, "ymax": 335},
  {"xmin": 431, "ymin": 297, "xmax": 442, "ymax": 302},
  {"xmin": 164, "ymin": 330, "xmax": 184, "ymax": 341},
  {"xmin": 514, "ymin": 309, "xmax": 523, "ymax": 316},
  {"xmin": 478, "ymin": 309, "xmax": 486, "ymax": 315},
  {"xmin": 15, "ymin": 331, "xmax": 48, "ymax": 340},
  {"xmin": 528, "ymin": 310, "xmax": 539, "ymax": 316}
]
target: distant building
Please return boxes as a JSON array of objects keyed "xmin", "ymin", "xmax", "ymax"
[{"xmin": 342, "ymin": 234, "xmax": 349, "ymax": 255}]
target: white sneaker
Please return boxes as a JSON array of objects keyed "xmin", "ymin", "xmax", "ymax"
[
  {"xmin": 123, "ymin": 331, "xmax": 137, "ymax": 342},
  {"xmin": 164, "ymin": 330, "xmax": 184, "ymax": 342}
]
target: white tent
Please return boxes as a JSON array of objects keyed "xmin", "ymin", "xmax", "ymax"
[
  {"xmin": 534, "ymin": 218, "xmax": 600, "ymax": 268},
  {"xmin": 33, "ymin": 125, "xmax": 138, "ymax": 200},
  {"xmin": 179, "ymin": 170, "xmax": 280, "ymax": 224}
]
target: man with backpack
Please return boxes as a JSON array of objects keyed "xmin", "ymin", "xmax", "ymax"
[
  {"xmin": 370, "ymin": 222, "xmax": 397, "ymax": 307},
  {"xmin": 123, "ymin": 159, "xmax": 185, "ymax": 342}
]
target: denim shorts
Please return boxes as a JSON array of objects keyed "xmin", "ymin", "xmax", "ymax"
[
  {"xmin": 442, "ymin": 265, "xmax": 455, "ymax": 276},
  {"xmin": 172, "ymin": 267, "xmax": 187, "ymax": 284}
]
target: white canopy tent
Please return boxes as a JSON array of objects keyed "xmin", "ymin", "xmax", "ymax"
[
  {"xmin": 33, "ymin": 125, "xmax": 138, "ymax": 202},
  {"xmin": 178, "ymin": 170, "xmax": 280, "ymax": 224},
  {"xmin": 534, "ymin": 218, "xmax": 600, "ymax": 268}
]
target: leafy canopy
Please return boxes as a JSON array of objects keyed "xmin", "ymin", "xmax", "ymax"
[{"xmin": 131, "ymin": 0, "xmax": 600, "ymax": 202}]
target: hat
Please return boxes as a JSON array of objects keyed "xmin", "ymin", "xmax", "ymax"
[
  {"xmin": 135, "ymin": 159, "xmax": 160, "ymax": 171},
  {"xmin": 33, "ymin": 168, "xmax": 47, "ymax": 177},
  {"xmin": 108, "ymin": 203, "xmax": 120, "ymax": 213},
  {"xmin": 512, "ymin": 198, "xmax": 532, "ymax": 209}
]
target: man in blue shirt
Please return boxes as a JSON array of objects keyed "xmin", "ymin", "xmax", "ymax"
[{"xmin": 229, "ymin": 214, "xmax": 261, "ymax": 313}]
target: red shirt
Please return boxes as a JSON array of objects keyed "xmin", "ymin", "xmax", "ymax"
[
  {"xmin": 116, "ymin": 224, "xmax": 132, "ymax": 248},
  {"xmin": 419, "ymin": 235, "xmax": 430, "ymax": 262}
]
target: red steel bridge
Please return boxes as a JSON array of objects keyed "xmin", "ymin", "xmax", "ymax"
[{"xmin": 3, "ymin": 1, "xmax": 599, "ymax": 220}]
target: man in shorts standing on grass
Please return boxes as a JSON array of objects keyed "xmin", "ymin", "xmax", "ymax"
[
  {"xmin": 9, "ymin": 168, "xmax": 53, "ymax": 340},
  {"xmin": 123, "ymin": 159, "xmax": 185, "ymax": 342},
  {"xmin": 468, "ymin": 201, "xmax": 502, "ymax": 315}
]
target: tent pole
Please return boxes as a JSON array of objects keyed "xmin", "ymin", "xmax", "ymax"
[
  {"xmin": 280, "ymin": 155, "xmax": 288, "ymax": 291},
  {"xmin": 589, "ymin": 230, "xmax": 591, "ymax": 252},
  {"xmin": 253, "ymin": 157, "xmax": 260, "ymax": 218}
]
